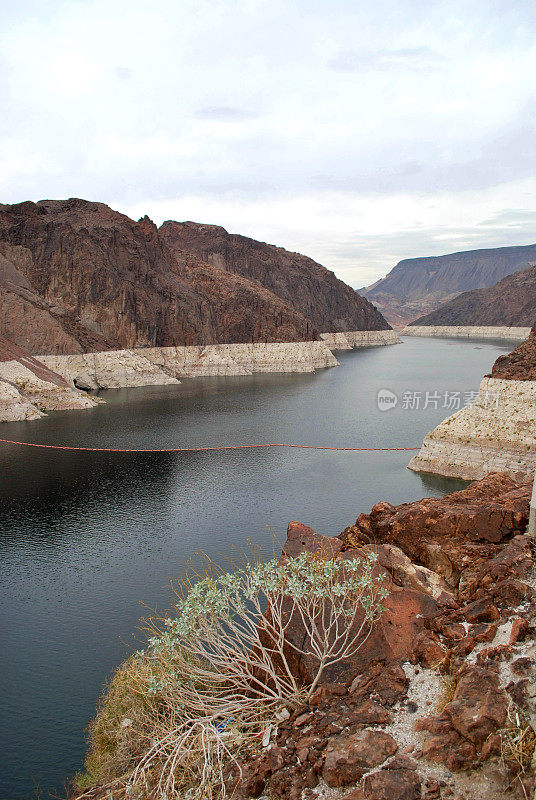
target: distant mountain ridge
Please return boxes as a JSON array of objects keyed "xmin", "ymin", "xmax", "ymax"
[
  {"xmin": 410, "ymin": 264, "xmax": 536, "ymax": 327},
  {"xmin": 160, "ymin": 220, "xmax": 389, "ymax": 333},
  {"xmin": 0, "ymin": 199, "xmax": 390, "ymax": 357},
  {"xmin": 360, "ymin": 243, "xmax": 536, "ymax": 328}
]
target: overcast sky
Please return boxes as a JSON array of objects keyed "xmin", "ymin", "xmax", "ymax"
[{"xmin": 2, "ymin": 0, "xmax": 535, "ymax": 287}]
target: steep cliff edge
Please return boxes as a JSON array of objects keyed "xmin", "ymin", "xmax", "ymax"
[
  {"xmin": 360, "ymin": 243, "xmax": 536, "ymax": 328},
  {"xmin": 410, "ymin": 264, "xmax": 536, "ymax": 327},
  {"xmin": 408, "ymin": 331, "xmax": 536, "ymax": 480},
  {"xmin": 159, "ymin": 220, "xmax": 390, "ymax": 333}
]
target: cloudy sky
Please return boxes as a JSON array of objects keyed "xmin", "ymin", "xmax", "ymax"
[{"xmin": 2, "ymin": 0, "xmax": 535, "ymax": 287}]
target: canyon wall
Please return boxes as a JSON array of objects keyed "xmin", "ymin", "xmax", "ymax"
[
  {"xmin": 160, "ymin": 220, "xmax": 390, "ymax": 333},
  {"xmin": 360, "ymin": 242, "xmax": 536, "ymax": 328},
  {"xmin": 319, "ymin": 329, "xmax": 400, "ymax": 349},
  {"xmin": 410, "ymin": 263, "xmax": 536, "ymax": 328}
]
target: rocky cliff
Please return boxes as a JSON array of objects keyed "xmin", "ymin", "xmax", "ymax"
[
  {"xmin": 410, "ymin": 264, "xmax": 536, "ymax": 327},
  {"xmin": 360, "ymin": 243, "xmax": 536, "ymax": 328},
  {"xmin": 0, "ymin": 199, "xmax": 322, "ymax": 356},
  {"xmin": 409, "ymin": 332, "xmax": 536, "ymax": 480},
  {"xmin": 159, "ymin": 220, "xmax": 390, "ymax": 333}
]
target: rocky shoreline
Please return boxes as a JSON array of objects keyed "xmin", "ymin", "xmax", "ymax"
[
  {"xmin": 0, "ymin": 332, "xmax": 400, "ymax": 422},
  {"xmin": 409, "ymin": 330, "xmax": 536, "ymax": 481},
  {"xmin": 401, "ymin": 326, "xmax": 531, "ymax": 340},
  {"xmin": 408, "ymin": 376, "xmax": 536, "ymax": 481}
]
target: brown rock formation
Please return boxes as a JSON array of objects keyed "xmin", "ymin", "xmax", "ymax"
[
  {"xmin": 360, "ymin": 243, "xmax": 536, "ymax": 328},
  {"xmin": 489, "ymin": 325, "xmax": 536, "ymax": 380},
  {"xmin": 159, "ymin": 220, "xmax": 390, "ymax": 333},
  {"xmin": 339, "ymin": 473, "xmax": 531, "ymax": 599},
  {"xmin": 0, "ymin": 199, "xmax": 324, "ymax": 355},
  {"xmin": 410, "ymin": 264, "xmax": 536, "ymax": 328}
]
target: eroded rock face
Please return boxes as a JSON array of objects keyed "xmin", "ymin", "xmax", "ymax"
[
  {"xmin": 160, "ymin": 220, "xmax": 390, "ymax": 334},
  {"xmin": 76, "ymin": 474, "xmax": 535, "ymax": 800},
  {"xmin": 232, "ymin": 474, "xmax": 534, "ymax": 799},
  {"xmin": 0, "ymin": 199, "xmax": 392, "ymax": 358},
  {"xmin": 416, "ymin": 664, "xmax": 508, "ymax": 770},
  {"xmin": 359, "ymin": 242, "xmax": 536, "ymax": 328},
  {"xmin": 323, "ymin": 729, "xmax": 398, "ymax": 786},
  {"xmin": 0, "ymin": 199, "xmax": 316, "ymax": 355}
]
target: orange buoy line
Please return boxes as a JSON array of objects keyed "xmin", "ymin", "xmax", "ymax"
[{"xmin": 0, "ymin": 438, "xmax": 421, "ymax": 454}]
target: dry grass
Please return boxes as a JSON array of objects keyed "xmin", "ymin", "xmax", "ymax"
[
  {"xmin": 74, "ymin": 655, "xmax": 159, "ymax": 791},
  {"xmin": 498, "ymin": 702, "xmax": 536, "ymax": 797},
  {"xmin": 434, "ymin": 661, "xmax": 458, "ymax": 713}
]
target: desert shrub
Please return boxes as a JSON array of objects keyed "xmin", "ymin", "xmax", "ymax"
[{"xmin": 77, "ymin": 549, "xmax": 388, "ymax": 799}]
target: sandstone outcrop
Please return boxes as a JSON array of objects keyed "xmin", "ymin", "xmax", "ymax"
[{"xmin": 159, "ymin": 220, "xmax": 390, "ymax": 334}]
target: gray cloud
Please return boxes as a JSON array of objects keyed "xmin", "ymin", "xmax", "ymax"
[
  {"xmin": 194, "ymin": 106, "xmax": 258, "ymax": 121},
  {"xmin": 114, "ymin": 66, "xmax": 133, "ymax": 80},
  {"xmin": 1, "ymin": 0, "xmax": 536, "ymax": 287}
]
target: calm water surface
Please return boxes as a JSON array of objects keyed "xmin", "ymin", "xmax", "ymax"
[{"xmin": 0, "ymin": 336, "xmax": 514, "ymax": 798}]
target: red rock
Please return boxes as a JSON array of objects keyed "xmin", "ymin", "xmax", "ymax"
[
  {"xmin": 493, "ymin": 578, "xmax": 531, "ymax": 606},
  {"xmin": 283, "ymin": 521, "xmax": 343, "ymax": 560},
  {"xmin": 349, "ymin": 661, "xmax": 408, "ymax": 706},
  {"xmin": 322, "ymin": 729, "xmax": 398, "ymax": 786},
  {"xmin": 421, "ymin": 730, "xmax": 477, "ymax": 770},
  {"xmin": 462, "ymin": 598, "xmax": 500, "ymax": 624},
  {"xmin": 511, "ymin": 657, "xmax": 533, "ymax": 676},
  {"xmin": 341, "ymin": 789, "xmax": 367, "ymax": 800},
  {"xmin": 481, "ymin": 732, "xmax": 502, "ymax": 759},
  {"xmin": 412, "ymin": 630, "xmax": 446, "ymax": 667},
  {"xmin": 0, "ymin": 200, "xmax": 326, "ymax": 354},
  {"xmin": 446, "ymin": 665, "xmax": 507, "ymax": 747},
  {"xmin": 339, "ymin": 475, "xmax": 531, "ymax": 597},
  {"xmin": 471, "ymin": 622, "xmax": 498, "ymax": 643},
  {"xmin": 509, "ymin": 618, "xmax": 530, "ymax": 645},
  {"xmin": 278, "ymin": 524, "xmax": 440, "ymax": 684},
  {"xmin": 439, "ymin": 622, "xmax": 467, "ymax": 641},
  {"xmin": 362, "ymin": 767, "xmax": 422, "ymax": 800},
  {"xmin": 490, "ymin": 324, "xmax": 536, "ymax": 381}
]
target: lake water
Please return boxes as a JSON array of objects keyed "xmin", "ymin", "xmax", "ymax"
[{"xmin": 0, "ymin": 336, "xmax": 515, "ymax": 799}]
